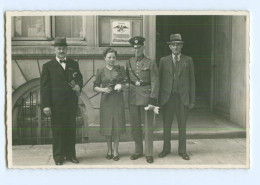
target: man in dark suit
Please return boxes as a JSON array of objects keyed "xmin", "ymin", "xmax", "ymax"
[
  {"xmin": 126, "ymin": 36, "xmax": 159, "ymax": 163},
  {"xmin": 158, "ymin": 34, "xmax": 195, "ymax": 160},
  {"xmin": 41, "ymin": 37, "xmax": 83, "ymax": 165}
]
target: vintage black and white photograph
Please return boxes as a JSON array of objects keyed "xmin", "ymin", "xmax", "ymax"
[{"xmin": 5, "ymin": 11, "xmax": 249, "ymax": 168}]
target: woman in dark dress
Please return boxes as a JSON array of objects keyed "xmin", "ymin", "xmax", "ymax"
[{"xmin": 93, "ymin": 48, "xmax": 127, "ymax": 161}]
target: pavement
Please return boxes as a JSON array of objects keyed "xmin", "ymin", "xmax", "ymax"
[
  {"xmin": 87, "ymin": 110, "xmax": 246, "ymax": 142},
  {"xmin": 11, "ymin": 138, "xmax": 248, "ymax": 168}
]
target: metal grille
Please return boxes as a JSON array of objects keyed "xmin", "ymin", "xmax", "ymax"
[{"xmin": 13, "ymin": 89, "xmax": 86, "ymax": 145}]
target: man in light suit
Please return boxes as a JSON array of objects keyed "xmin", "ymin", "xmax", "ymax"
[
  {"xmin": 158, "ymin": 34, "xmax": 195, "ymax": 160},
  {"xmin": 41, "ymin": 37, "xmax": 83, "ymax": 165},
  {"xmin": 126, "ymin": 36, "xmax": 159, "ymax": 163}
]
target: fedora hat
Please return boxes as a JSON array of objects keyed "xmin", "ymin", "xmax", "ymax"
[
  {"xmin": 53, "ymin": 37, "xmax": 67, "ymax": 47},
  {"xmin": 167, "ymin": 34, "xmax": 184, "ymax": 44}
]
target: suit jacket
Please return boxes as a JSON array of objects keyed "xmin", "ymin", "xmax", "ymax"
[
  {"xmin": 40, "ymin": 58, "xmax": 83, "ymax": 113},
  {"xmin": 159, "ymin": 54, "xmax": 195, "ymax": 106},
  {"xmin": 126, "ymin": 55, "xmax": 159, "ymax": 106}
]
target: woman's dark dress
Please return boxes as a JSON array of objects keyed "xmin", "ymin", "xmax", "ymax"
[{"xmin": 93, "ymin": 65, "xmax": 126, "ymax": 136}]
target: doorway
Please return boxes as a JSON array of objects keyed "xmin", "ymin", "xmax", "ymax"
[{"xmin": 156, "ymin": 16, "xmax": 213, "ymax": 110}]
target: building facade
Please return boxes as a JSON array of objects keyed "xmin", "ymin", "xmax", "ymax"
[{"xmin": 11, "ymin": 15, "xmax": 248, "ymax": 145}]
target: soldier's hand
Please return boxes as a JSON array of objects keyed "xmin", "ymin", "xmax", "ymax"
[
  {"xmin": 189, "ymin": 103, "xmax": 195, "ymax": 109},
  {"xmin": 145, "ymin": 104, "xmax": 154, "ymax": 110},
  {"xmin": 43, "ymin": 107, "xmax": 51, "ymax": 117},
  {"xmin": 72, "ymin": 84, "xmax": 81, "ymax": 92},
  {"xmin": 153, "ymin": 106, "xmax": 160, "ymax": 114}
]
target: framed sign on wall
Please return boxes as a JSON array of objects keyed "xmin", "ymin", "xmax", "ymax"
[{"xmin": 110, "ymin": 19, "xmax": 132, "ymax": 46}]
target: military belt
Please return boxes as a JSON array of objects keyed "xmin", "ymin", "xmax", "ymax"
[{"xmin": 130, "ymin": 81, "xmax": 150, "ymax": 86}]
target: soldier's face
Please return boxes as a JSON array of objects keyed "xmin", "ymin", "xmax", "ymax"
[
  {"xmin": 55, "ymin": 46, "xmax": 67, "ymax": 59},
  {"xmin": 105, "ymin": 52, "xmax": 116, "ymax": 67},
  {"xmin": 133, "ymin": 45, "xmax": 144, "ymax": 56},
  {"xmin": 169, "ymin": 43, "xmax": 183, "ymax": 55}
]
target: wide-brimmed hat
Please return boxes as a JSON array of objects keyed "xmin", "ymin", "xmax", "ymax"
[
  {"xmin": 167, "ymin": 34, "xmax": 184, "ymax": 44},
  {"xmin": 53, "ymin": 37, "xmax": 67, "ymax": 47}
]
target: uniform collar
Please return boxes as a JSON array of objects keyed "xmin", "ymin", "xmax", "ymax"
[{"xmin": 136, "ymin": 54, "xmax": 145, "ymax": 62}]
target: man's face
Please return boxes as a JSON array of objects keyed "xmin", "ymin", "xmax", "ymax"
[
  {"xmin": 133, "ymin": 45, "xmax": 144, "ymax": 56},
  {"xmin": 54, "ymin": 46, "xmax": 67, "ymax": 59},
  {"xmin": 169, "ymin": 42, "xmax": 183, "ymax": 55}
]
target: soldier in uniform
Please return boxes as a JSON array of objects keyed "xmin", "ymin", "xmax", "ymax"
[{"xmin": 126, "ymin": 36, "xmax": 159, "ymax": 163}]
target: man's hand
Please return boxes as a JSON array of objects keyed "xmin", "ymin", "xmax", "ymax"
[
  {"xmin": 72, "ymin": 84, "xmax": 81, "ymax": 93},
  {"xmin": 43, "ymin": 107, "xmax": 51, "ymax": 117},
  {"xmin": 189, "ymin": 103, "xmax": 195, "ymax": 109}
]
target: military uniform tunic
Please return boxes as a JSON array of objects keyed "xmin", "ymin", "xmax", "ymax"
[{"xmin": 126, "ymin": 55, "xmax": 159, "ymax": 156}]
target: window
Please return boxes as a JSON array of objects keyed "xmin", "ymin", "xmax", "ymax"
[
  {"xmin": 12, "ymin": 16, "xmax": 84, "ymax": 41},
  {"xmin": 98, "ymin": 16, "xmax": 143, "ymax": 46},
  {"xmin": 12, "ymin": 16, "xmax": 51, "ymax": 40},
  {"xmin": 53, "ymin": 16, "xmax": 84, "ymax": 40}
]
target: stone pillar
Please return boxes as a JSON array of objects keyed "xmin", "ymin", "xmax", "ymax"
[
  {"xmin": 143, "ymin": 15, "xmax": 156, "ymax": 60},
  {"xmin": 230, "ymin": 16, "xmax": 248, "ymax": 127}
]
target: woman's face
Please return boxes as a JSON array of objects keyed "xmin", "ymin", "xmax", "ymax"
[{"xmin": 105, "ymin": 52, "xmax": 116, "ymax": 67}]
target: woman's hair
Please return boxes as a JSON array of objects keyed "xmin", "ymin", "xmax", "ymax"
[{"xmin": 103, "ymin": 48, "xmax": 118, "ymax": 58}]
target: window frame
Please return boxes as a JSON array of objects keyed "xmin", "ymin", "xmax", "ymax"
[
  {"xmin": 12, "ymin": 16, "xmax": 52, "ymax": 41},
  {"xmin": 51, "ymin": 16, "xmax": 86, "ymax": 41}
]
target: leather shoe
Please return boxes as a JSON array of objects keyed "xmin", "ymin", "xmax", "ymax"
[
  {"xmin": 159, "ymin": 151, "xmax": 170, "ymax": 158},
  {"xmin": 130, "ymin": 153, "xmax": 143, "ymax": 160},
  {"xmin": 113, "ymin": 155, "xmax": 120, "ymax": 161},
  {"xmin": 67, "ymin": 157, "xmax": 79, "ymax": 163},
  {"xmin": 55, "ymin": 160, "xmax": 63, "ymax": 165},
  {"xmin": 106, "ymin": 154, "xmax": 114, "ymax": 160},
  {"xmin": 179, "ymin": 153, "xmax": 190, "ymax": 160},
  {"xmin": 146, "ymin": 156, "xmax": 154, "ymax": 163}
]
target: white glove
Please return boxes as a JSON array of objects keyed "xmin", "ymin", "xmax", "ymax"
[
  {"xmin": 114, "ymin": 84, "xmax": 122, "ymax": 91},
  {"xmin": 144, "ymin": 104, "xmax": 160, "ymax": 114},
  {"xmin": 43, "ymin": 107, "xmax": 51, "ymax": 117}
]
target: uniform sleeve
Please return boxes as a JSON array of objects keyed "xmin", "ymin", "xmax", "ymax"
[
  {"xmin": 189, "ymin": 58, "xmax": 196, "ymax": 104},
  {"xmin": 149, "ymin": 60, "xmax": 159, "ymax": 105},
  {"xmin": 40, "ymin": 64, "xmax": 51, "ymax": 109},
  {"xmin": 93, "ymin": 69, "xmax": 102, "ymax": 89}
]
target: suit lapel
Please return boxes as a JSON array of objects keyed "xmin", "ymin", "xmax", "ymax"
[
  {"xmin": 177, "ymin": 55, "xmax": 186, "ymax": 76},
  {"xmin": 166, "ymin": 55, "xmax": 173, "ymax": 75}
]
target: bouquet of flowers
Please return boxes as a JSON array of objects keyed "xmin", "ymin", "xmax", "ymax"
[{"xmin": 107, "ymin": 65, "xmax": 126, "ymax": 92}]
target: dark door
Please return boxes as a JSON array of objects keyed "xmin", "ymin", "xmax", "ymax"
[{"xmin": 156, "ymin": 16, "xmax": 213, "ymax": 109}]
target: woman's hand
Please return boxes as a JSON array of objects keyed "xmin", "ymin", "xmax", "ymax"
[
  {"xmin": 103, "ymin": 87, "xmax": 112, "ymax": 94},
  {"xmin": 114, "ymin": 84, "xmax": 122, "ymax": 91}
]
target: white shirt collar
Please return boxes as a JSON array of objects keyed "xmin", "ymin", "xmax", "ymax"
[
  {"xmin": 56, "ymin": 56, "xmax": 67, "ymax": 63},
  {"xmin": 172, "ymin": 53, "xmax": 181, "ymax": 61}
]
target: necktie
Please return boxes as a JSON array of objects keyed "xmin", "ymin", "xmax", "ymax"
[
  {"xmin": 60, "ymin": 59, "xmax": 66, "ymax": 63},
  {"xmin": 173, "ymin": 55, "xmax": 178, "ymax": 67}
]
